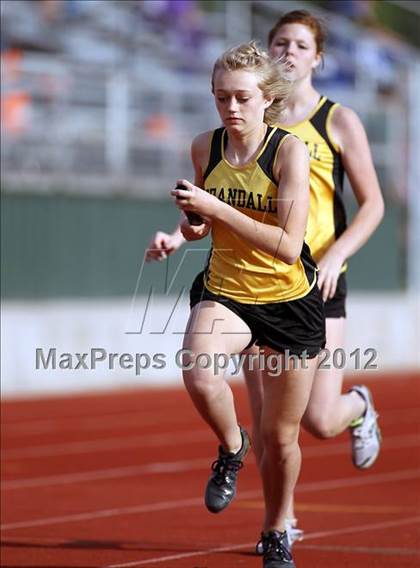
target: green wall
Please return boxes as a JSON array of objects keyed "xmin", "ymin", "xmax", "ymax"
[
  {"xmin": 344, "ymin": 197, "xmax": 405, "ymax": 291},
  {"xmin": 1, "ymin": 193, "xmax": 404, "ymax": 299}
]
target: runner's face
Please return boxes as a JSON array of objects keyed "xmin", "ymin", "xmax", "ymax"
[
  {"xmin": 269, "ymin": 23, "xmax": 320, "ymax": 81},
  {"xmin": 213, "ymin": 69, "xmax": 272, "ymax": 132}
]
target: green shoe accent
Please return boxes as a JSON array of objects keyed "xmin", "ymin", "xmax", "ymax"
[{"xmin": 350, "ymin": 416, "xmax": 364, "ymax": 428}]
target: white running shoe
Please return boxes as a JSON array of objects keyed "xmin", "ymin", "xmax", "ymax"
[
  {"xmin": 255, "ymin": 518, "xmax": 304, "ymax": 555},
  {"xmin": 349, "ymin": 385, "xmax": 382, "ymax": 469},
  {"xmin": 285, "ymin": 518, "xmax": 304, "ymax": 546}
]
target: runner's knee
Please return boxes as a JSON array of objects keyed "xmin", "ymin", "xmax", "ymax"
[
  {"xmin": 261, "ymin": 423, "xmax": 300, "ymax": 458},
  {"xmin": 303, "ymin": 408, "xmax": 338, "ymax": 439}
]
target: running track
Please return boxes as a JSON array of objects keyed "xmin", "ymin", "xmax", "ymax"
[{"xmin": 1, "ymin": 372, "xmax": 419, "ymax": 567}]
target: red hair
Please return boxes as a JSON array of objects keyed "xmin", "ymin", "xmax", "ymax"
[{"xmin": 268, "ymin": 10, "xmax": 326, "ymax": 54}]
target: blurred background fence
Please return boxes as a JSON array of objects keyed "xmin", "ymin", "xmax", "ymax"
[{"xmin": 1, "ymin": 0, "xmax": 419, "ymax": 395}]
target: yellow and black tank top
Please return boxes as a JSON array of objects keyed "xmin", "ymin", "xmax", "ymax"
[
  {"xmin": 203, "ymin": 126, "xmax": 317, "ymax": 304},
  {"xmin": 278, "ymin": 96, "xmax": 347, "ymax": 265}
]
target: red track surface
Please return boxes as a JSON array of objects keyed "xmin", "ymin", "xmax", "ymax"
[{"xmin": 1, "ymin": 372, "xmax": 420, "ymax": 567}]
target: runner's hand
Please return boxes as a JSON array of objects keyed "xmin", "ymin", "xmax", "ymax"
[
  {"xmin": 317, "ymin": 248, "xmax": 346, "ymax": 302},
  {"xmin": 145, "ymin": 231, "xmax": 184, "ymax": 262},
  {"xmin": 180, "ymin": 217, "xmax": 211, "ymax": 241}
]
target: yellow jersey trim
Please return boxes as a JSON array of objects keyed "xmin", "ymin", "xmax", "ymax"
[
  {"xmin": 220, "ymin": 125, "xmax": 278, "ymax": 170},
  {"xmin": 280, "ymin": 96, "xmax": 327, "ymax": 129},
  {"xmin": 325, "ymin": 102, "xmax": 341, "ymax": 154}
]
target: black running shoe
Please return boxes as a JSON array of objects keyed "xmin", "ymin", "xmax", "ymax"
[
  {"xmin": 256, "ymin": 519, "xmax": 304, "ymax": 555},
  {"xmin": 262, "ymin": 530, "xmax": 295, "ymax": 567},
  {"xmin": 204, "ymin": 426, "xmax": 250, "ymax": 513}
]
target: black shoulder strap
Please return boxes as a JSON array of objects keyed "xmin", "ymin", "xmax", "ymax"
[
  {"xmin": 257, "ymin": 127, "xmax": 291, "ymax": 185},
  {"xmin": 203, "ymin": 128, "xmax": 225, "ymax": 181},
  {"xmin": 309, "ymin": 98, "xmax": 337, "ymax": 155}
]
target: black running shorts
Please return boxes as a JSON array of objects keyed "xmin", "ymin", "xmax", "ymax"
[
  {"xmin": 324, "ymin": 272, "xmax": 347, "ymax": 318},
  {"xmin": 190, "ymin": 272, "xmax": 326, "ymax": 359}
]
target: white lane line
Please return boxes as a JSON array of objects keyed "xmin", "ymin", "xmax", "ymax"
[
  {"xmin": 1, "ymin": 468, "xmax": 419, "ymax": 531},
  {"xmin": 105, "ymin": 515, "xmax": 420, "ymax": 567},
  {"xmin": 299, "ymin": 544, "xmax": 420, "ymax": 556},
  {"xmin": 0, "ymin": 497, "xmax": 203, "ymax": 531},
  {"xmin": 3, "ymin": 429, "xmax": 419, "ymax": 461},
  {"xmin": 3, "ymin": 433, "xmax": 420, "ymax": 490},
  {"xmin": 107, "ymin": 542, "xmax": 253, "ymax": 567},
  {"xmin": 3, "ymin": 536, "xmax": 417, "ymax": 557},
  {"xmin": 302, "ymin": 515, "xmax": 420, "ymax": 540},
  {"xmin": 303, "ymin": 433, "xmax": 420, "ymax": 458},
  {"xmin": 2, "ymin": 402, "xmax": 419, "ymax": 438},
  {"xmin": 1, "ymin": 458, "xmax": 210, "ymax": 490},
  {"xmin": 1, "ymin": 410, "xmax": 193, "ymax": 438},
  {"xmin": 295, "ymin": 468, "xmax": 420, "ymax": 494},
  {"xmin": 2, "ymin": 429, "xmax": 213, "ymax": 460}
]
